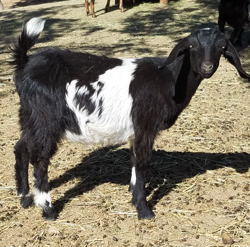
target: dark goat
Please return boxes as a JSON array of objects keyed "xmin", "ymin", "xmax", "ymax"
[
  {"xmin": 11, "ymin": 18, "xmax": 249, "ymax": 220},
  {"xmin": 218, "ymin": 0, "xmax": 250, "ymax": 45}
]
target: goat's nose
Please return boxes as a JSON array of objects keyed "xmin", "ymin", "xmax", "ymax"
[{"xmin": 201, "ymin": 62, "xmax": 213, "ymax": 72}]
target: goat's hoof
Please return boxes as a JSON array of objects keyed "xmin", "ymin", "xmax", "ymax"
[
  {"xmin": 105, "ymin": 7, "xmax": 109, "ymax": 12},
  {"xmin": 138, "ymin": 208, "xmax": 155, "ymax": 220},
  {"xmin": 42, "ymin": 206, "xmax": 57, "ymax": 221},
  {"xmin": 20, "ymin": 195, "xmax": 33, "ymax": 208}
]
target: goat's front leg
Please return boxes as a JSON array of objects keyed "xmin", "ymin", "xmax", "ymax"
[{"xmin": 130, "ymin": 135, "xmax": 155, "ymax": 219}]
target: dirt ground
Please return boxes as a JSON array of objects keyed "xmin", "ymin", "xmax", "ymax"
[{"xmin": 0, "ymin": 0, "xmax": 250, "ymax": 246}]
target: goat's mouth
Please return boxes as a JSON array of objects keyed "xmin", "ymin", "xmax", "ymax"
[
  {"xmin": 200, "ymin": 69, "xmax": 214, "ymax": 78},
  {"xmin": 201, "ymin": 72, "xmax": 213, "ymax": 78}
]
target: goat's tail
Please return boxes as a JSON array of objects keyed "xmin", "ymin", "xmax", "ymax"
[{"xmin": 10, "ymin": 17, "xmax": 45, "ymax": 70}]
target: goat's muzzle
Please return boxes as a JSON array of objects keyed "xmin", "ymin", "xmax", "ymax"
[{"xmin": 201, "ymin": 62, "xmax": 214, "ymax": 77}]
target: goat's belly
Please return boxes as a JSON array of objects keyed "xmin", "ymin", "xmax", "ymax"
[{"xmin": 65, "ymin": 118, "xmax": 134, "ymax": 145}]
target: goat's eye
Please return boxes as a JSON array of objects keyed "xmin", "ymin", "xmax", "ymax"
[
  {"xmin": 189, "ymin": 44, "xmax": 193, "ymax": 49},
  {"xmin": 222, "ymin": 46, "xmax": 225, "ymax": 49}
]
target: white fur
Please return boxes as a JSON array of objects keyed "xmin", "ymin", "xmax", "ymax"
[
  {"xmin": 25, "ymin": 17, "xmax": 45, "ymax": 37},
  {"xmin": 130, "ymin": 166, "xmax": 136, "ymax": 186},
  {"xmin": 33, "ymin": 188, "xmax": 52, "ymax": 208},
  {"xmin": 202, "ymin": 27, "xmax": 211, "ymax": 31},
  {"xmin": 65, "ymin": 59, "xmax": 137, "ymax": 145},
  {"xmin": 18, "ymin": 192, "xmax": 31, "ymax": 197}
]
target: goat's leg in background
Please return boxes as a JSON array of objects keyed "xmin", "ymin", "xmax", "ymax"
[
  {"xmin": 218, "ymin": 15, "xmax": 226, "ymax": 33},
  {"xmin": 248, "ymin": 1, "xmax": 250, "ymax": 19},
  {"xmin": 0, "ymin": 0, "xmax": 4, "ymax": 11},
  {"xmin": 85, "ymin": 0, "xmax": 90, "ymax": 15},
  {"xmin": 89, "ymin": 0, "xmax": 96, "ymax": 17},
  {"xmin": 230, "ymin": 28, "xmax": 243, "ymax": 45},
  {"xmin": 160, "ymin": 0, "xmax": 169, "ymax": 5},
  {"xmin": 130, "ymin": 133, "xmax": 156, "ymax": 219},
  {"xmin": 119, "ymin": 0, "xmax": 124, "ymax": 12},
  {"xmin": 105, "ymin": 0, "xmax": 111, "ymax": 12},
  {"xmin": 85, "ymin": 0, "xmax": 96, "ymax": 17},
  {"xmin": 106, "ymin": 0, "xmax": 124, "ymax": 13},
  {"xmin": 247, "ymin": 0, "xmax": 250, "ymax": 19}
]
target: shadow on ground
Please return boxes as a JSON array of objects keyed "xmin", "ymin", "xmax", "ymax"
[
  {"xmin": 107, "ymin": 0, "xmax": 220, "ymax": 49},
  {"xmin": 1, "ymin": 0, "xmax": 249, "ymax": 79},
  {"xmin": 0, "ymin": 3, "xmax": 83, "ymax": 52},
  {"xmin": 10, "ymin": 0, "xmax": 70, "ymax": 8},
  {"xmin": 50, "ymin": 146, "xmax": 250, "ymax": 218}
]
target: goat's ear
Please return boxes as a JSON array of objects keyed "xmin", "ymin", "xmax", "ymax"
[
  {"xmin": 167, "ymin": 37, "xmax": 189, "ymax": 63},
  {"xmin": 223, "ymin": 41, "xmax": 250, "ymax": 81},
  {"xmin": 166, "ymin": 54, "xmax": 185, "ymax": 82}
]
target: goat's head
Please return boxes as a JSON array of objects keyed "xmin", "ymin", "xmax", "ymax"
[{"xmin": 167, "ymin": 28, "xmax": 250, "ymax": 81}]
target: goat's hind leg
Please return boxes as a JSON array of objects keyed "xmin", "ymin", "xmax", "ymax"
[
  {"xmin": 14, "ymin": 136, "xmax": 33, "ymax": 208},
  {"xmin": 31, "ymin": 138, "xmax": 59, "ymax": 220},
  {"xmin": 32, "ymin": 157, "xmax": 56, "ymax": 220}
]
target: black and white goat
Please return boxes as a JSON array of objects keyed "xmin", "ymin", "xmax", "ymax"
[
  {"xmin": 11, "ymin": 18, "xmax": 249, "ymax": 220},
  {"xmin": 218, "ymin": 0, "xmax": 250, "ymax": 45}
]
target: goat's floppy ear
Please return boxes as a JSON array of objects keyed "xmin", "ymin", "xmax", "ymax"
[
  {"xmin": 167, "ymin": 37, "xmax": 189, "ymax": 63},
  {"xmin": 166, "ymin": 54, "xmax": 185, "ymax": 82},
  {"xmin": 223, "ymin": 41, "xmax": 250, "ymax": 81}
]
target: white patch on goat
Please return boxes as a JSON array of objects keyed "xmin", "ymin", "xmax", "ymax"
[
  {"xmin": 130, "ymin": 166, "xmax": 136, "ymax": 186},
  {"xmin": 18, "ymin": 192, "xmax": 31, "ymax": 197},
  {"xmin": 33, "ymin": 188, "xmax": 52, "ymax": 208},
  {"xmin": 25, "ymin": 17, "xmax": 46, "ymax": 37},
  {"xmin": 77, "ymin": 85, "xmax": 88, "ymax": 95},
  {"xmin": 65, "ymin": 59, "xmax": 137, "ymax": 145}
]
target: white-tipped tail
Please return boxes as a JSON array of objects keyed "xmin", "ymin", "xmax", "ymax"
[{"xmin": 25, "ymin": 17, "xmax": 46, "ymax": 37}]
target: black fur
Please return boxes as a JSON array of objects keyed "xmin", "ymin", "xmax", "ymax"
[
  {"xmin": 128, "ymin": 28, "xmax": 249, "ymax": 219},
  {"xmin": 218, "ymin": 0, "xmax": 250, "ymax": 45},
  {"xmin": 12, "ymin": 19, "xmax": 122, "ymax": 219}
]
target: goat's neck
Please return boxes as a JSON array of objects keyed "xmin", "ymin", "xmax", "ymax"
[
  {"xmin": 184, "ymin": 69, "xmax": 202, "ymax": 105},
  {"xmin": 174, "ymin": 56, "xmax": 202, "ymax": 108}
]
